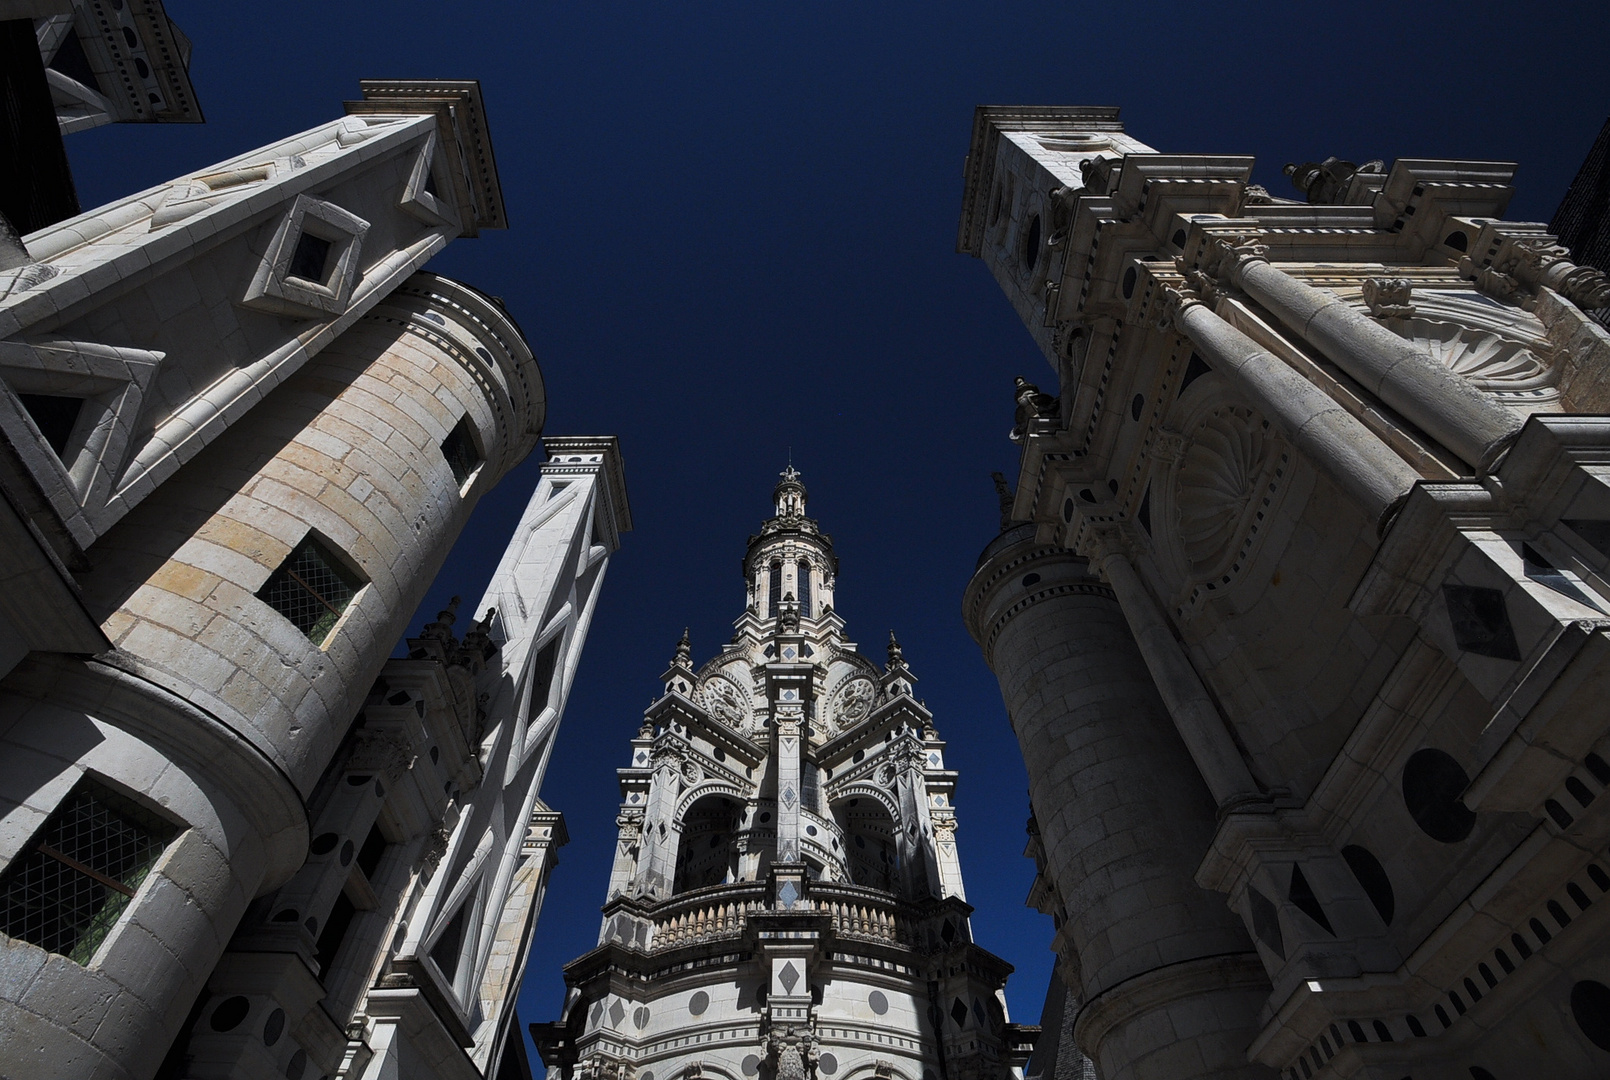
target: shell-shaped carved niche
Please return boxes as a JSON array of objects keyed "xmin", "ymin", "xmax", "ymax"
[
  {"xmin": 699, "ymin": 674, "xmax": 750, "ymax": 729},
  {"xmin": 1387, "ymin": 316, "xmax": 1558, "ymax": 402},
  {"xmin": 1153, "ymin": 399, "xmax": 1293, "ymax": 619},
  {"xmin": 1176, "ymin": 406, "xmax": 1281, "ymax": 577}
]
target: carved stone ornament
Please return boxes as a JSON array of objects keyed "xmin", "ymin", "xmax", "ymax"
[
  {"xmin": 1175, "ymin": 406, "xmax": 1281, "ymax": 578},
  {"xmin": 767, "ymin": 1023, "xmax": 819, "ymax": 1080},
  {"xmin": 831, "ymin": 678, "xmax": 875, "ymax": 726},
  {"xmin": 876, "ymin": 762, "xmax": 899, "ymax": 787},
  {"xmin": 1204, "ymin": 234, "xmax": 1270, "ymax": 281},
  {"xmin": 1387, "ymin": 318, "xmax": 1555, "ymax": 397},
  {"xmin": 681, "ymin": 759, "xmax": 703, "ymax": 784},
  {"xmin": 348, "ymin": 728, "xmax": 415, "ymax": 781},
  {"xmin": 1010, "ymin": 376, "xmax": 1059, "ymax": 443},
  {"xmin": 702, "ymin": 675, "xmax": 749, "ymax": 727},
  {"xmin": 1362, "ymin": 277, "xmax": 1416, "ymax": 319}
]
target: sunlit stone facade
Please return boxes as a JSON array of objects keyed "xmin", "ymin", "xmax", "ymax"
[
  {"xmin": 534, "ymin": 472, "xmax": 1036, "ymax": 1080},
  {"xmin": 0, "ymin": 80, "xmax": 625, "ymax": 1080},
  {"xmin": 959, "ymin": 106, "xmax": 1610, "ymax": 1080}
]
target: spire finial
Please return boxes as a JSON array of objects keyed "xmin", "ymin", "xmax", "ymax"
[
  {"xmin": 774, "ymin": 464, "xmax": 806, "ymax": 516},
  {"xmin": 673, "ymin": 627, "xmax": 691, "ymax": 667},
  {"xmin": 888, "ymin": 630, "xmax": 905, "ymax": 667}
]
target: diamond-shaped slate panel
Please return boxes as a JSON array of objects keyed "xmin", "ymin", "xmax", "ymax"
[
  {"xmin": 778, "ymin": 961, "xmax": 800, "ymax": 994},
  {"xmin": 951, "ymin": 998, "xmax": 969, "ymax": 1027},
  {"xmin": 609, "ymin": 1000, "xmax": 627, "ymax": 1027}
]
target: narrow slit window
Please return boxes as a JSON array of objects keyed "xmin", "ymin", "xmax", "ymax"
[
  {"xmin": 17, "ymin": 393, "xmax": 85, "ymax": 457},
  {"xmin": 768, "ymin": 561, "xmax": 782, "ymax": 618},
  {"xmin": 531, "ymin": 638, "xmax": 560, "ymax": 711},
  {"xmin": 0, "ymin": 781, "xmax": 177, "ymax": 965},
  {"xmin": 797, "ymin": 560, "xmax": 812, "ymax": 619},
  {"xmin": 258, "ymin": 535, "xmax": 366, "ymax": 645},
  {"xmin": 287, "ymin": 230, "xmax": 333, "ymax": 285},
  {"xmin": 440, "ymin": 416, "xmax": 481, "ymax": 488},
  {"xmin": 430, "ymin": 904, "xmax": 467, "ymax": 983}
]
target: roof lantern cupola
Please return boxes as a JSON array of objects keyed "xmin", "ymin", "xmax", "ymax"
[{"xmin": 535, "ymin": 471, "xmax": 1033, "ymax": 1080}]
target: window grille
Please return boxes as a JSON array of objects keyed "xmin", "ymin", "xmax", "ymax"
[
  {"xmin": 797, "ymin": 560, "xmax": 812, "ymax": 618},
  {"xmin": 258, "ymin": 535, "xmax": 366, "ymax": 645},
  {"xmin": 440, "ymin": 416, "xmax": 481, "ymax": 487},
  {"xmin": 768, "ymin": 561, "xmax": 782, "ymax": 618},
  {"xmin": 0, "ymin": 782, "xmax": 176, "ymax": 964}
]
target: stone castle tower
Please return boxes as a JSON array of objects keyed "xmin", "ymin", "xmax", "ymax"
[
  {"xmin": 533, "ymin": 471, "xmax": 1037, "ymax": 1080},
  {"xmin": 958, "ymin": 107, "xmax": 1610, "ymax": 1079},
  {"xmin": 0, "ymin": 80, "xmax": 626, "ymax": 1080}
]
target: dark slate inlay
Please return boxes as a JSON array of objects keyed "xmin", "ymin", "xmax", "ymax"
[
  {"xmin": 1443, "ymin": 584, "xmax": 1521, "ymax": 660},
  {"xmin": 1248, "ymin": 886, "xmax": 1284, "ymax": 959},
  {"xmin": 1341, "ymin": 845, "xmax": 1395, "ymax": 926},
  {"xmin": 1288, "ymin": 864, "xmax": 1335, "ymax": 935}
]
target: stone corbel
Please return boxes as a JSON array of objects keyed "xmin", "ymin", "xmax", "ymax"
[{"xmin": 1202, "ymin": 233, "xmax": 1271, "ymax": 286}]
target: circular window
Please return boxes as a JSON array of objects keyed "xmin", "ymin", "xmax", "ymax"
[
  {"xmin": 1445, "ymin": 231, "xmax": 1469, "ymax": 252},
  {"xmin": 869, "ymin": 990, "xmax": 889, "ymax": 1015},
  {"xmin": 263, "ymin": 1007, "xmax": 285, "ymax": 1046},
  {"xmin": 742, "ymin": 1056, "xmax": 761, "ymax": 1077},
  {"xmin": 1122, "ymin": 266, "xmax": 1138, "ymax": 298},
  {"xmin": 1062, "ymin": 498, "xmax": 1074, "ymax": 523},
  {"xmin": 689, "ymin": 991, "xmax": 709, "ymax": 1016},
  {"xmin": 1402, "ymin": 749, "xmax": 1477, "ymax": 843},
  {"xmin": 1021, "ymin": 215, "xmax": 1042, "ymax": 273},
  {"xmin": 210, "ymin": 996, "xmax": 250, "ymax": 1032},
  {"xmin": 1171, "ymin": 228, "xmax": 1187, "ymax": 248},
  {"xmin": 634, "ymin": 1006, "xmax": 651, "ymax": 1029},
  {"xmin": 1130, "ymin": 393, "xmax": 1144, "ymax": 421},
  {"xmin": 806, "ymin": 825, "xmax": 817, "ymax": 836},
  {"xmin": 1022, "ymin": 573, "xmax": 1041, "ymax": 587},
  {"xmin": 1574, "ymin": 980, "xmax": 1610, "ymax": 1050},
  {"xmin": 310, "ymin": 832, "xmax": 339, "ymax": 856},
  {"xmin": 819, "ymin": 1054, "xmax": 839, "ymax": 1075},
  {"xmin": 340, "ymin": 840, "xmax": 355, "ymax": 866},
  {"xmin": 286, "ymin": 1049, "xmax": 308, "ymax": 1080}
]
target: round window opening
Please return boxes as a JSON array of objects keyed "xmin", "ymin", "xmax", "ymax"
[
  {"xmin": 869, "ymin": 990, "xmax": 889, "ymax": 1015},
  {"xmin": 1122, "ymin": 266, "xmax": 1138, "ymax": 298},
  {"xmin": 1021, "ymin": 215, "xmax": 1042, "ymax": 273},
  {"xmin": 210, "ymin": 996, "xmax": 250, "ymax": 1032},
  {"xmin": 1573, "ymin": 979, "xmax": 1610, "ymax": 1050},
  {"xmin": 689, "ymin": 991, "xmax": 710, "ymax": 1016},
  {"xmin": 1402, "ymin": 748, "xmax": 1477, "ymax": 843}
]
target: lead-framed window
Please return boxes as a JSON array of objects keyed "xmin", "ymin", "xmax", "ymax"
[
  {"xmin": 0, "ymin": 780, "xmax": 177, "ymax": 965},
  {"xmin": 258, "ymin": 534, "xmax": 367, "ymax": 645}
]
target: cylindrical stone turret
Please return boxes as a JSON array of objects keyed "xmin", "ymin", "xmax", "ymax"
[{"xmin": 963, "ymin": 527, "xmax": 1274, "ymax": 1080}]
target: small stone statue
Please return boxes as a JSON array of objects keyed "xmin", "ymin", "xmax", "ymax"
[{"xmin": 991, "ymin": 471, "xmax": 1016, "ymax": 531}]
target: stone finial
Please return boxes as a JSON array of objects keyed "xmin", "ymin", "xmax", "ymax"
[
  {"xmin": 1010, "ymin": 376, "xmax": 1058, "ymax": 443},
  {"xmin": 887, "ymin": 630, "xmax": 906, "ymax": 669},
  {"xmin": 421, "ymin": 596, "xmax": 462, "ymax": 642},
  {"xmin": 991, "ymin": 472, "xmax": 1016, "ymax": 532},
  {"xmin": 673, "ymin": 627, "xmax": 691, "ymax": 667},
  {"xmin": 773, "ymin": 465, "xmax": 807, "ymax": 517},
  {"xmin": 1282, "ymin": 157, "xmax": 1383, "ymax": 205}
]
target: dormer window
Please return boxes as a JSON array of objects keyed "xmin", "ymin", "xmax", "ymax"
[{"xmin": 287, "ymin": 231, "xmax": 334, "ymax": 285}]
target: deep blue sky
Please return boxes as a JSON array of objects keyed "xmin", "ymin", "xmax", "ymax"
[{"xmin": 62, "ymin": 0, "xmax": 1610, "ymax": 1062}]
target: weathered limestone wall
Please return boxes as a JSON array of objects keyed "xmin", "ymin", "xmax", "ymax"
[
  {"xmin": 77, "ymin": 272, "xmax": 536, "ymax": 798},
  {"xmin": 0, "ymin": 273, "xmax": 538, "ymax": 1080},
  {"xmin": 964, "ymin": 531, "xmax": 1271, "ymax": 1080}
]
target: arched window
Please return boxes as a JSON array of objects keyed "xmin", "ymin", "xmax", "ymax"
[
  {"xmin": 767, "ymin": 560, "xmax": 782, "ymax": 618},
  {"xmin": 797, "ymin": 560, "xmax": 812, "ymax": 618},
  {"xmin": 832, "ymin": 797, "xmax": 901, "ymax": 895},
  {"xmin": 674, "ymin": 796, "xmax": 742, "ymax": 893}
]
